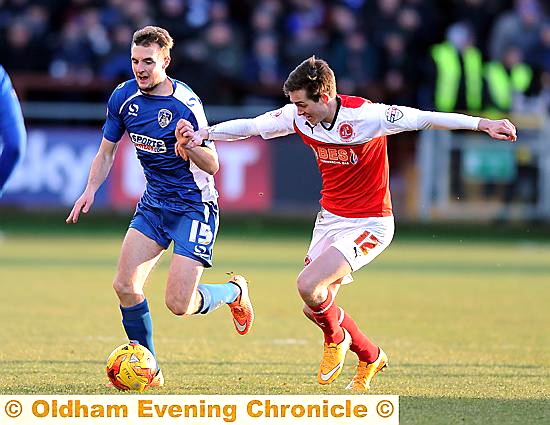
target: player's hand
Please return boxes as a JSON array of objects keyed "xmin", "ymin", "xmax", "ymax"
[
  {"xmin": 478, "ymin": 118, "xmax": 517, "ymax": 142},
  {"xmin": 175, "ymin": 119, "xmax": 197, "ymax": 161},
  {"xmin": 66, "ymin": 191, "xmax": 95, "ymax": 224},
  {"xmin": 175, "ymin": 119, "xmax": 194, "ymax": 144}
]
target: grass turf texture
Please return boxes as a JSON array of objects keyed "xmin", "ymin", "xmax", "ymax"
[{"xmin": 0, "ymin": 228, "xmax": 548, "ymax": 424}]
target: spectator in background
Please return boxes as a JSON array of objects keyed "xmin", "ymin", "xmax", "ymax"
[
  {"xmin": 0, "ymin": 65, "xmax": 26, "ymax": 197},
  {"xmin": 489, "ymin": 0, "xmax": 543, "ymax": 62},
  {"xmin": 1, "ymin": 0, "xmax": 547, "ymax": 108},
  {"xmin": 366, "ymin": 0, "xmax": 401, "ymax": 49},
  {"xmin": 100, "ymin": 23, "xmax": 134, "ymax": 82},
  {"xmin": 49, "ymin": 18, "xmax": 95, "ymax": 82},
  {"xmin": 156, "ymin": 0, "xmax": 191, "ymax": 42},
  {"xmin": 242, "ymin": 33, "xmax": 285, "ymax": 104},
  {"xmin": 200, "ymin": 20, "xmax": 245, "ymax": 103},
  {"xmin": 1, "ymin": 19, "xmax": 50, "ymax": 72},
  {"xmin": 249, "ymin": 0, "xmax": 283, "ymax": 36},
  {"xmin": 328, "ymin": 30, "xmax": 379, "ymax": 98},
  {"xmin": 452, "ymin": 0, "xmax": 502, "ymax": 52},
  {"xmin": 428, "ymin": 21, "xmax": 484, "ymax": 112},
  {"xmin": 119, "ymin": 0, "xmax": 152, "ymax": 30},
  {"xmin": 485, "ymin": 44, "xmax": 536, "ymax": 113},
  {"xmin": 283, "ymin": 0, "xmax": 328, "ymax": 68},
  {"xmin": 379, "ymin": 31, "xmax": 417, "ymax": 106}
]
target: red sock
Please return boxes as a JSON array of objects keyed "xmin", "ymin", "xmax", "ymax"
[
  {"xmin": 338, "ymin": 307, "xmax": 379, "ymax": 363},
  {"xmin": 309, "ymin": 291, "xmax": 344, "ymax": 344}
]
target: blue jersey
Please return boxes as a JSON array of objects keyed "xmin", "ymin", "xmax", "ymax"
[
  {"xmin": 0, "ymin": 65, "xmax": 27, "ymax": 194},
  {"xmin": 103, "ymin": 78, "xmax": 217, "ymax": 210}
]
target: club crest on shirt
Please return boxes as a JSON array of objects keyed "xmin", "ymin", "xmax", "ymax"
[
  {"xmin": 337, "ymin": 121, "xmax": 355, "ymax": 142},
  {"xmin": 385, "ymin": 106, "xmax": 403, "ymax": 123},
  {"xmin": 157, "ymin": 108, "xmax": 173, "ymax": 128}
]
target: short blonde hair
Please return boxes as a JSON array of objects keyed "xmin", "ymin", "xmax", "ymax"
[{"xmin": 132, "ymin": 26, "xmax": 174, "ymax": 55}]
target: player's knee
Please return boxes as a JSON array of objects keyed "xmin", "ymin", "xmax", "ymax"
[
  {"xmin": 164, "ymin": 294, "xmax": 193, "ymax": 317},
  {"xmin": 296, "ymin": 272, "xmax": 315, "ymax": 299},
  {"xmin": 112, "ymin": 278, "xmax": 132, "ymax": 298}
]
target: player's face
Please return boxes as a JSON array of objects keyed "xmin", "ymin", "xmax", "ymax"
[
  {"xmin": 289, "ymin": 89, "xmax": 331, "ymax": 125},
  {"xmin": 131, "ymin": 44, "xmax": 170, "ymax": 92}
]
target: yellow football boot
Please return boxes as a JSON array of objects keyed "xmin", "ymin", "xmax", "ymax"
[
  {"xmin": 345, "ymin": 348, "xmax": 388, "ymax": 391},
  {"xmin": 317, "ymin": 329, "xmax": 351, "ymax": 385}
]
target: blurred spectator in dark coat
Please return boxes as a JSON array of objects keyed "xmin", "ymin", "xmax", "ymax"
[
  {"xmin": 1, "ymin": 19, "xmax": 50, "ymax": 72},
  {"xmin": 379, "ymin": 30, "xmax": 417, "ymax": 105},
  {"xmin": 489, "ymin": 0, "xmax": 544, "ymax": 61},
  {"xmin": 242, "ymin": 33, "xmax": 285, "ymax": 104},
  {"xmin": 283, "ymin": 0, "xmax": 328, "ymax": 68},
  {"xmin": 100, "ymin": 23, "xmax": 133, "ymax": 82},
  {"xmin": 49, "ymin": 18, "xmax": 95, "ymax": 82}
]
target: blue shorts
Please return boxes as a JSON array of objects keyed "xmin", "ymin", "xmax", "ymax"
[{"xmin": 129, "ymin": 200, "xmax": 219, "ymax": 267}]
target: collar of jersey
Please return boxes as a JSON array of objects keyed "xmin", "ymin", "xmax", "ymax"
[
  {"xmin": 138, "ymin": 77, "xmax": 176, "ymax": 98},
  {"xmin": 320, "ymin": 96, "xmax": 341, "ymax": 131}
]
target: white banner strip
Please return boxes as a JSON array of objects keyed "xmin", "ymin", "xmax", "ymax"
[{"xmin": 0, "ymin": 395, "xmax": 398, "ymax": 425}]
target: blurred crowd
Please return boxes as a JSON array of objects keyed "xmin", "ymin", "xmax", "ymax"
[{"xmin": 1, "ymin": 0, "xmax": 550, "ymax": 113}]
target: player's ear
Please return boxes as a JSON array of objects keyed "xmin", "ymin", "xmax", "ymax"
[
  {"xmin": 321, "ymin": 93, "xmax": 330, "ymax": 104},
  {"xmin": 163, "ymin": 55, "xmax": 171, "ymax": 69}
]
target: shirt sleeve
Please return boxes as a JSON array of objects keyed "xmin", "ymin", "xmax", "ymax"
[
  {"xmin": 252, "ymin": 104, "xmax": 296, "ymax": 139},
  {"xmin": 208, "ymin": 104, "xmax": 296, "ymax": 141},
  {"xmin": 102, "ymin": 85, "xmax": 126, "ymax": 143},
  {"xmin": 373, "ymin": 103, "xmax": 480, "ymax": 136},
  {"xmin": 186, "ymin": 96, "xmax": 208, "ymax": 130}
]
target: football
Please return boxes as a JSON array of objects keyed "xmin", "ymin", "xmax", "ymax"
[{"xmin": 106, "ymin": 341, "xmax": 157, "ymax": 391}]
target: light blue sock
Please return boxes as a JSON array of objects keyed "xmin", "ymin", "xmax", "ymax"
[
  {"xmin": 197, "ymin": 282, "xmax": 240, "ymax": 315},
  {"xmin": 120, "ymin": 299, "xmax": 156, "ymax": 358}
]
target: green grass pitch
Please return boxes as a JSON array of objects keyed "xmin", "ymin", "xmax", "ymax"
[{"xmin": 0, "ymin": 228, "xmax": 548, "ymax": 424}]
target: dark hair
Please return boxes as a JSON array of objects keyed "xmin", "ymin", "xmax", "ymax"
[
  {"xmin": 132, "ymin": 26, "xmax": 174, "ymax": 53},
  {"xmin": 283, "ymin": 56, "xmax": 336, "ymax": 101}
]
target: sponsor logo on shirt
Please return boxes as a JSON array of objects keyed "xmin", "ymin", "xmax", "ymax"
[
  {"xmin": 157, "ymin": 108, "xmax": 173, "ymax": 128},
  {"xmin": 385, "ymin": 106, "xmax": 403, "ymax": 123},
  {"xmin": 129, "ymin": 133, "xmax": 167, "ymax": 153},
  {"xmin": 312, "ymin": 146, "xmax": 358, "ymax": 166},
  {"xmin": 337, "ymin": 121, "xmax": 355, "ymax": 142}
]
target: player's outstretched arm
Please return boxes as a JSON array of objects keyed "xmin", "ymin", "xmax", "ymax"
[
  {"xmin": 66, "ymin": 138, "xmax": 117, "ymax": 224},
  {"xmin": 477, "ymin": 118, "xmax": 517, "ymax": 142}
]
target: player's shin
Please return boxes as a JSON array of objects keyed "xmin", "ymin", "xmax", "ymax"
[
  {"xmin": 338, "ymin": 307, "xmax": 380, "ymax": 363},
  {"xmin": 196, "ymin": 282, "xmax": 240, "ymax": 314}
]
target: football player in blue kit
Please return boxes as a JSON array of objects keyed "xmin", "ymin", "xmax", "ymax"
[
  {"xmin": 66, "ymin": 26, "xmax": 254, "ymax": 387},
  {"xmin": 0, "ymin": 65, "xmax": 26, "ymax": 197}
]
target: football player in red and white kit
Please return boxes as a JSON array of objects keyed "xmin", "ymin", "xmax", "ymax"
[{"xmin": 174, "ymin": 56, "xmax": 517, "ymax": 391}]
